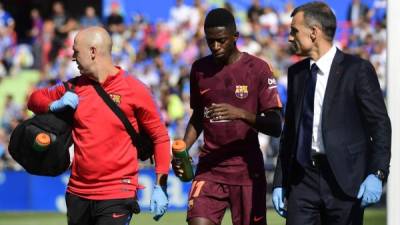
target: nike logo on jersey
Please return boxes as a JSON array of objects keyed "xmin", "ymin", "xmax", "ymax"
[
  {"xmin": 112, "ymin": 213, "xmax": 126, "ymax": 218},
  {"xmin": 254, "ymin": 216, "xmax": 264, "ymax": 222},
  {"xmin": 200, "ymin": 88, "xmax": 211, "ymax": 95}
]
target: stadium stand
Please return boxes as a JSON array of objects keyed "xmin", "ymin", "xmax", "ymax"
[{"xmin": 0, "ymin": 0, "xmax": 387, "ymax": 176}]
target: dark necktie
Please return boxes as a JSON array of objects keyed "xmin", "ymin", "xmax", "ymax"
[{"xmin": 296, "ymin": 63, "xmax": 318, "ymax": 167}]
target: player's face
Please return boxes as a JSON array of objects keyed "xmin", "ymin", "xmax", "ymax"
[
  {"xmin": 205, "ymin": 26, "xmax": 238, "ymax": 63},
  {"xmin": 288, "ymin": 12, "xmax": 314, "ymax": 56},
  {"xmin": 72, "ymin": 35, "xmax": 93, "ymax": 77}
]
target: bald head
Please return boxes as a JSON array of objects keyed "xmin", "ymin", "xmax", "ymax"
[
  {"xmin": 73, "ymin": 26, "xmax": 118, "ymax": 80},
  {"xmin": 75, "ymin": 26, "xmax": 112, "ymax": 57}
]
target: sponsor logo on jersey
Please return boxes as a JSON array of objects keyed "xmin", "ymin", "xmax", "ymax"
[
  {"xmin": 235, "ymin": 85, "xmax": 248, "ymax": 99},
  {"xmin": 267, "ymin": 77, "xmax": 277, "ymax": 89},
  {"xmin": 109, "ymin": 93, "xmax": 121, "ymax": 105}
]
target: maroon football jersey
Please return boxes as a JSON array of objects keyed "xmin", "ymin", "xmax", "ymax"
[{"xmin": 190, "ymin": 52, "xmax": 282, "ymax": 185}]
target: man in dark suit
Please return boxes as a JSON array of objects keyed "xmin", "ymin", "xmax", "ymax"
[{"xmin": 272, "ymin": 2, "xmax": 391, "ymax": 225}]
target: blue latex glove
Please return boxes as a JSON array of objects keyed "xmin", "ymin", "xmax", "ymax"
[
  {"xmin": 49, "ymin": 91, "xmax": 79, "ymax": 112},
  {"xmin": 357, "ymin": 174, "xmax": 383, "ymax": 207},
  {"xmin": 150, "ymin": 185, "xmax": 168, "ymax": 221},
  {"xmin": 272, "ymin": 187, "xmax": 287, "ymax": 218}
]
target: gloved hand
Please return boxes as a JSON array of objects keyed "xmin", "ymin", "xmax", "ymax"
[
  {"xmin": 49, "ymin": 91, "xmax": 79, "ymax": 112},
  {"xmin": 150, "ymin": 185, "xmax": 168, "ymax": 221},
  {"xmin": 357, "ymin": 174, "xmax": 383, "ymax": 207},
  {"xmin": 272, "ymin": 187, "xmax": 287, "ymax": 218}
]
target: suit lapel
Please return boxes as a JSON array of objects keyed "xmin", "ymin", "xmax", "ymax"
[
  {"xmin": 322, "ymin": 49, "xmax": 345, "ymax": 120},
  {"xmin": 294, "ymin": 60, "xmax": 310, "ymax": 132}
]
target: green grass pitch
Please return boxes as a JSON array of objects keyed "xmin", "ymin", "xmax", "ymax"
[{"xmin": 0, "ymin": 209, "xmax": 385, "ymax": 225}]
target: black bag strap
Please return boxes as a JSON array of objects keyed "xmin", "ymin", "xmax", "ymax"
[
  {"xmin": 92, "ymin": 83, "xmax": 144, "ymax": 150},
  {"xmin": 63, "ymin": 81, "xmax": 75, "ymax": 92},
  {"xmin": 60, "ymin": 81, "xmax": 77, "ymax": 118}
]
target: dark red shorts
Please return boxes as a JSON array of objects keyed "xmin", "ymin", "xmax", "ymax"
[{"xmin": 186, "ymin": 179, "xmax": 267, "ymax": 225}]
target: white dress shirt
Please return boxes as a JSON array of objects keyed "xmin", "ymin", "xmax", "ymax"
[{"xmin": 310, "ymin": 45, "xmax": 337, "ymax": 154}]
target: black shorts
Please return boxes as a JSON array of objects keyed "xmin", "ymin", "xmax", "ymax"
[{"xmin": 66, "ymin": 192, "xmax": 139, "ymax": 225}]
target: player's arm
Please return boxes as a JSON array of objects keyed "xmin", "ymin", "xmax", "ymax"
[
  {"xmin": 133, "ymin": 84, "xmax": 171, "ymax": 176},
  {"xmin": 27, "ymin": 82, "xmax": 77, "ymax": 114},
  {"xmin": 155, "ymin": 173, "xmax": 167, "ymax": 186},
  {"xmin": 208, "ymin": 103, "xmax": 282, "ymax": 137},
  {"xmin": 131, "ymin": 80, "xmax": 170, "ymax": 221},
  {"xmin": 171, "ymin": 108, "xmax": 202, "ymax": 179},
  {"xmin": 184, "ymin": 61, "xmax": 204, "ymax": 150},
  {"xmin": 254, "ymin": 108, "xmax": 282, "ymax": 137},
  {"xmin": 183, "ymin": 109, "xmax": 203, "ymax": 151}
]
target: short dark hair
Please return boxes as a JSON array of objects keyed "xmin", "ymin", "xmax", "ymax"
[
  {"xmin": 291, "ymin": 1, "xmax": 336, "ymax": 41},
  {"xmin": 204, "ymin": 8, "xmax": 236, "ymax": 32}
]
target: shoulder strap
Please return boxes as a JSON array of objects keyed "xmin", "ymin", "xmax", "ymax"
[
  {"xmin": 92, "ymin": 83, "xmax": 143, "ymax": 149},
  {"xmin": 63, "ymin": 81, "xmax": 75, "ymax": 92}
]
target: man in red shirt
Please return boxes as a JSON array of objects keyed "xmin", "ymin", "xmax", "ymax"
[
  {"xmin": 28, "ymin": 26, "xmax": 171, "ymax": 225},
  {"xmin": 174, "ymin": 8, "xmax": 282, "ymax": 225}
]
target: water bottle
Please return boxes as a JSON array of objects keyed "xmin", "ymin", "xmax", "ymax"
[
  {"xmin": 32, "ymin": 132, "xmax": 51, "ymax": 152},
  {"xmin": 172, "ymin": 140, "xmax": 194, "ymax": 182}
]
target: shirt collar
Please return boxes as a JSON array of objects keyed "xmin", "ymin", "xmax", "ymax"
[
  {"xmin": 102, "ymin": 66, "xmax": 123, "ymax": 86},
  {"xmin": 310, "ymin": 45, "xmax": 337, "ymax": 75}
]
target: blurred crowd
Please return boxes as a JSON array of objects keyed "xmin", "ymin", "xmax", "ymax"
[{"xmin": 0, "ymin": 0, "xmax": 387, "ymax": 171}]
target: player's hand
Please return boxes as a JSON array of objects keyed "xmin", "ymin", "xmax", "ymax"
[
  {"xmin": 150, "ymin": 185, "xmax": 169, "ymax": 221},
  {"xmin": 208, "ymin": 103, "xmax": 243, "ymax": 121},
  {"xmin": 49, "ymin": 91, "xmax": 79, "ymax": 112},
  {"xmin": 172, "ymin": 158, "xmax": 184, "ymax": 178},
  {"xmin": 272, "ymin": 187, "xmax": 287, "ymax": 218},
  {"xmin": 171, "ymin": 157, "xmax": 193, "ymax": 179},
  {"xmin": 357, "ymin": 174, "xmax": 382, "ymax": 207}
]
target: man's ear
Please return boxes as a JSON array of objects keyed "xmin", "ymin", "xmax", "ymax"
[
  {"xmin": 90, "ymin": 47, "xmax": 96, "ymax": 60},
  {"xmin": 310, "ymin": 26, "xmax": 318, "ymax": 42},
  {"xmin": 234, "ymin": 31, "xmax": 239, "ymax": 41}
]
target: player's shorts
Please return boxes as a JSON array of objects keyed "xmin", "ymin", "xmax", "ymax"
[
  {"xmin": 186, "ymin": 179, "xmax": 267, "ymax": 225},
  {"xmin": 66, "ymin": 192, "xmax": 139, "ymax": 225}
]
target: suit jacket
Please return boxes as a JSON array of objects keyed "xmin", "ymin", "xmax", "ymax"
[{"xmin": 273, "ymin": 49, "xmax": 391, "ymax": 198}]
